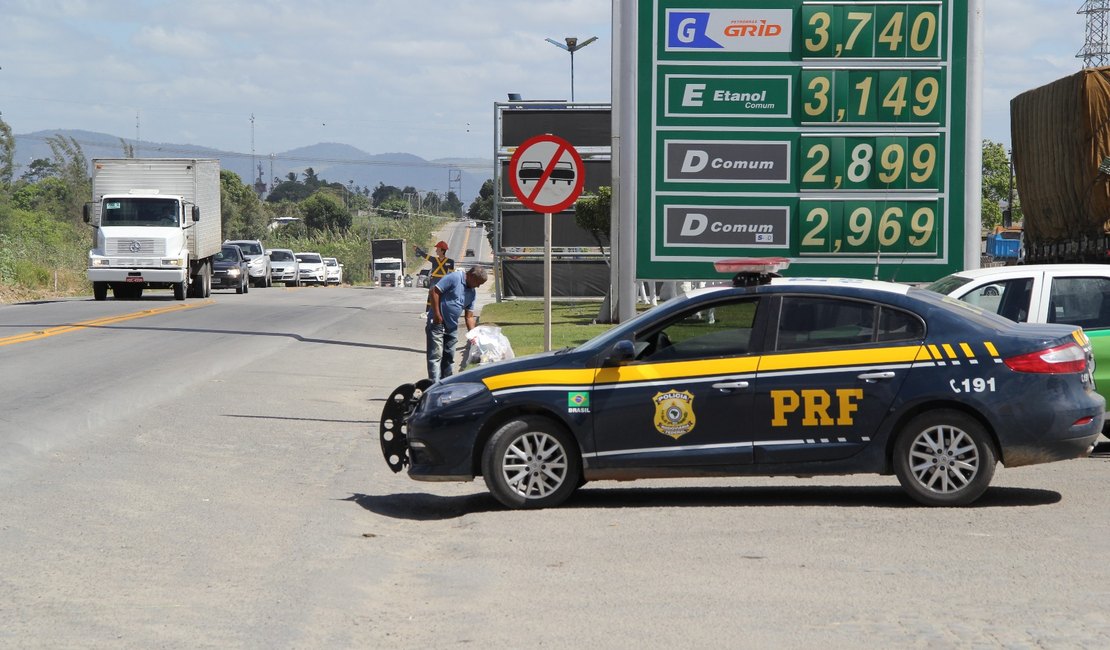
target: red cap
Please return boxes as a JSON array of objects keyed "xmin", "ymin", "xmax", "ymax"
[{"xmin": 435, "ymin": 241, "xmax": 449, "ymax": 251}]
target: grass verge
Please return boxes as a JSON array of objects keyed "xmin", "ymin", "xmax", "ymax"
[{"xmin": 478, "ymin": 301, "xmax": 616, "ymax": 356}]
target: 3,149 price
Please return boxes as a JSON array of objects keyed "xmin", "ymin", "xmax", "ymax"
[
  {"xmin": 800, "ymin": 135, "xmax": 941, "ymax": 191},
  {"xmin": 798, "ymin": 200, "xmax": 940, "ymax": 256},
  {"xmin": 800, "ymin": 68, "xmax": 944, "ymax": 124}
]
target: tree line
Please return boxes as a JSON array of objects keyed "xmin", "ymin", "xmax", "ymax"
[{"xmin": 0, "ymin": 118, "xmax": 493, "ymax": 295}]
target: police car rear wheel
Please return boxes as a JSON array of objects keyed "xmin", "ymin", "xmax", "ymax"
[
  {"xmin": 894, "ymin": 410, "xmax": 996, "ymax": 506},
  {"xmin": 482, "ymin": 417, "xmax": 581, "ymax": 509}
]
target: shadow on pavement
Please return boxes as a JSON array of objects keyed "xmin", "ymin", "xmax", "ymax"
[{"xmin": 346, "ymin": 483, "xmax": 1061, "ymax": 520}]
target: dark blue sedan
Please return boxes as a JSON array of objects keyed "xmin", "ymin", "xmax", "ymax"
[{"xmin": 381, "ymin": 276, "xmax": 1104, "ymax": 508}]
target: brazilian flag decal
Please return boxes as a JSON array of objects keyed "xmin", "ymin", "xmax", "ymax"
[{"xmin": 567, "ymin": 391, "xmax": 590, "ymax": 412}]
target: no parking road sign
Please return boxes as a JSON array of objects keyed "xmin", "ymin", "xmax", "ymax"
[{"xmin": 508, "ymin": 134, "xmax": 586, "ymax": 214}]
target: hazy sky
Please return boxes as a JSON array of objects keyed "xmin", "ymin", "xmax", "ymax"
[{"xmin": 0, "ymin": 1, "xmax": 1092, "ymax": 161}]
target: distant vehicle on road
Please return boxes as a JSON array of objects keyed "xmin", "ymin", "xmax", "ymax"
[
  {"xmin": 267, "ymin": 249, "xmax": 300, "ymax": 287},
  {"xmin": 465, "ymin": 248, "xmax": 475, "ymax": 258},
  {"xmin": 225, "ymin": 239, "xmax": 271, "ymax": 288},
  {"xmin": 468, "ymin": 220, "xmax": 477, "ymax": 228},
  {"xmin": 295, "ymin": 252, "xmax": 326, "ymax": 285},
  {"xmin": 324, "ymin": 257, "xmax": 343, "ymax": 285},
  {"xmin": 211, "ymin": 245, "xmax": 249, "ymax": 294}
]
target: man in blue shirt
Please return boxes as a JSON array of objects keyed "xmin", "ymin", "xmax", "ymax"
[{"xmin": 427, "ymin": 266, "xmax": 489, "ymax": 381}]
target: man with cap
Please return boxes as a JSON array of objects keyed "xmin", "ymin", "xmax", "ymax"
[
  {"xmin": 426, "ymin": 266, "xmax": 489, "ymax": 382},
  {"xmin": 415, "ymin": 241, "xmax": 455, "ymax": 309}
]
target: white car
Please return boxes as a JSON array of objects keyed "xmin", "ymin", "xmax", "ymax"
[
  {"xmin": 926, "ymin": 263, "xmax": 1110, "ymax": 417},
  {"xmin": 267, "ymin": 248, "xmax": 300, "ymax": 287},
  {"xmin": 295, "ymin": 252, "xmax": 327, "ymax": 285},
  {"xmin": 225, "ymin": 239, "xmax": 271, "ymax": 288},
  {"xmin": 324, "ymin": 257, "xmax": 343, "ymax": 285}
]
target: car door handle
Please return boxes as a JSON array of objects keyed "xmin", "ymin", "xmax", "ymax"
[
  {"xmin": 858, "ymin": 371, "xmax": 896, "ymax": 382},
  {"xmin": 712, "ymin": 380, "xmax": 750, "ymax": 390}
]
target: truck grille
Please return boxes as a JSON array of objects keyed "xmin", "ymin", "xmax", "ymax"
[{"xmin": 107, "ymin": 238, "xmax": 166, "ymax": 256}]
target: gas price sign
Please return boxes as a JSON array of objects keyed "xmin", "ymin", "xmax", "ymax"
[{"xmin": 634, "ymin": 1, "xmax": 975, "ymax": 282}]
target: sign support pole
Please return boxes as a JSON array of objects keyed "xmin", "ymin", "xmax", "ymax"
[{"xmin": 544, "ymin": 212, "xmax": 552, "ymax": 351}]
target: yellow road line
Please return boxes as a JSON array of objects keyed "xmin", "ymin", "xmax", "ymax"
[{"xmin": 0, "ymin": 300, "xmax": 211, "ymax": 347}]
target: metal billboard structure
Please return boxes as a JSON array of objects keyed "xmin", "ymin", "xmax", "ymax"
[
  {"xmin": 494, "ymin": 101, "xmax": 613, "ymax": 299},
  {"xmin": 616, "ymin": 0, "xmax": 983, "ymax": 300}
]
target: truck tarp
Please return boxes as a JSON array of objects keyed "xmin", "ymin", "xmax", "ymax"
[
  {"xmin": 1011, "ymin": 67, "xmax": 1110, "ymax": 243},
  {"xmin": 372, "ymin": 239, "xmax": 405, "ymax": 261}
]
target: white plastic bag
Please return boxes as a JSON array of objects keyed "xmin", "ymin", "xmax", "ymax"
[{"xmin": 461, "ymin": 325, "xmax": 515, "ymax": 370}]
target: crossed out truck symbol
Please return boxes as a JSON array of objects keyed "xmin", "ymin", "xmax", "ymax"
[{"xmin": 518, "ymin": 160, "xmax": 576, "ymax": 185}]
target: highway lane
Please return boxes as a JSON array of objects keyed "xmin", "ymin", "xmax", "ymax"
[
  {"xmin": 0, "ymin": 284, "xmax": 437, "ymax": 646},
  {"xmin": 4, "ymin": 283, "xmax": 1110, "ymax": 647}
]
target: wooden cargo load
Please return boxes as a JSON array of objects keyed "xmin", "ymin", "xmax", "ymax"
[{"xmin": 1011, "ymin": 68, "xmax": 1110, "ymax": 244}]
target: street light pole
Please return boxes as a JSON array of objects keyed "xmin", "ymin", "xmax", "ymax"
[{"xmin": 545, "ymin": 36, "xmax": 598, "ymax": 102}]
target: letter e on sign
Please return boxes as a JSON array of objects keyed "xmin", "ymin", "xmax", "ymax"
[{"xmin": 508, "ymin": 134, "xmax": 586, "ymax": 214}]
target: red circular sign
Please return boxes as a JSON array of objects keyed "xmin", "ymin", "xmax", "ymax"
[{"xmin": 508, "ymin": 134, "xmax": 586, "ymax": 214}]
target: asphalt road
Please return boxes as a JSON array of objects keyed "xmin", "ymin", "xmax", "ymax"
[{"xmin": 2, "ymin": 285, "xmax": 1110, "ymax": 648}]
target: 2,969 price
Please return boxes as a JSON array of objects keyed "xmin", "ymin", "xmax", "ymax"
[
  {"xmin": 798, "ymin": 200, "xmax": 940, "ymax": 256},
  {"xmin": 800, "ymin": 136, "xmax": 941, "ymax": 191},
  {"xmin": 801, "ymin": 3, "xmax": 942, "ymax": 59}
]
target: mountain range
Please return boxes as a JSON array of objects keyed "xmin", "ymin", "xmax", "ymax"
[{"xmin": 12, "ymin": 129, "xmax": 493, "ymax": 205}]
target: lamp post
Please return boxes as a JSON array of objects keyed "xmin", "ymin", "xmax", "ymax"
[{"xmin": 545, "ymin": 36, "xmax": 598, "ymax": 102}]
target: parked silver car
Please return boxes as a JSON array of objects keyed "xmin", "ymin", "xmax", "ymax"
[{"xmin": 267, "ymin": 248, "xmax": 300, "ymax": 287}]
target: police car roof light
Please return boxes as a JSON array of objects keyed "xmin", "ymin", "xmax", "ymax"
[{"xmin": 714, "ymin": 257, "xmax": 791, "ymax": 287}]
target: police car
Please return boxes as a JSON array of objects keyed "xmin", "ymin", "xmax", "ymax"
[{"xmin": 380, "ymin": 272, "xmax": 1104, "ymax": 509}]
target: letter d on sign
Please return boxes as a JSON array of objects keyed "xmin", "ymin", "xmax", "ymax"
[
  {"xmin": 680, "ymin": 150, "xmax": 708, "ymax": 173},
  {"xmin": 680, "ymin": 213, "xmax": 708, "ymax": 237}
]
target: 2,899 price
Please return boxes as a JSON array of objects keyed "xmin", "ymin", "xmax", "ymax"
[
  {"xmin": 801, "ymin": 3, "xmax": 942, "ymax": 59},
  {"xmin": 800, "ymin": 136, "xmax": 941, "ymax": 191},
  {"xmin": 798, "ymin": 200, "xmax": 941, "ymax": 256}
]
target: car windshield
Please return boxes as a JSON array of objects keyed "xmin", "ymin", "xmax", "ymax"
[
  {"xmin": 924, "ymin": 275, "xmax": 973, "ymax": 295},
  {"xmin": 325, "ymin": 259, "xmax": 337, "ymax": 266},
  {"xmin": 296, "ymin": 254, "xmax": 321, "ymax": 263},
  {"xmin": 232, "ymin": 242, "xmax": 263, "ymax": 255},
  {"xmin": 269, "ymin": 250, "xmax": 294, "ymax": 261},
  {"xmin": 217, "ymin": 247, "xmax": 239, "ymax": 261}
]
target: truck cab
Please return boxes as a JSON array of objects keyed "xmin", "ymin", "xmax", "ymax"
[
  {"xmin": 86, "ymin": 191, "xmax": 198, "ymax": 300},
  {"xmin": 374, "ymin": 258, "xmax": 403, "ymax": 287}
]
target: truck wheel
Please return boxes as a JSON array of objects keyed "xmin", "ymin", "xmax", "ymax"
[
  {"xmin": 173, "ymin": 280, "xmax": 186, "ymax": 301},
  {"xmin": 93, "ymin": 282, "xmax": 108, "ymax": 301}
]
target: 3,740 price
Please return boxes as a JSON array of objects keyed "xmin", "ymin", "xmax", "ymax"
[
  {"xmin": 800, "ymin": 68, "xmax": 944, "ymax": 124},
  {"xmin": 801, "ymin": 3, "xmax": 942, "ymax": 59},
  {"xmin": 800, "ymin": 136, "xmax": 941, "ymax": 191},
  {"xmin": 798, "ymin": 200, "xmax": 941, "ymax": 256}
]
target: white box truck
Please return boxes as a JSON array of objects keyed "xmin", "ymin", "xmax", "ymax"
[{"xmin": 84, "ymin": 158, "xmax": 222, "ymax": 300}]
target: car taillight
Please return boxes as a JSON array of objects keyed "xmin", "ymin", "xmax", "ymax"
[{"xmin": 1003, "ymin": 342, "xmax": 1088, "ymax": 374}]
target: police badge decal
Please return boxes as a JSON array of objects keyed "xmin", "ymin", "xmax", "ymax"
[{"xmin": 652, "ymin": 389, "xmax": 696, "ymax": 440}]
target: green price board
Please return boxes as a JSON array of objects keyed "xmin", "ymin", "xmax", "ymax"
[{"xmin": 633, "ymin": 0, "xmax": 977, "ymax": 282}]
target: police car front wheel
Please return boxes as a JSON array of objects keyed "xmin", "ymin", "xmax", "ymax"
[
  {"xmin": 482, "ymin": 417, "xmax": 581, "ymax": 509},
  {"xmin": 893, "ymin": 410, "xmax": 997, "ymax": 506}
]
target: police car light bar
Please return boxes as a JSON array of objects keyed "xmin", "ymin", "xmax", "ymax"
[{"xmin": 714, "ymin": 257, "xmax": 791, "ymax": 287}]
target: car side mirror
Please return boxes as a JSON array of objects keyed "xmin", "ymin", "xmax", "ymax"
[
  {"xmin": 192, "ymin": 205, "xmax": 201, "ymax": 222},
  {"xmin": 602, "ymin": 339, "xmax": 636, "ymax": 366},
  {"xmin": 82, "ymin": 203, "xmax": 91, "ymax": 224}
]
